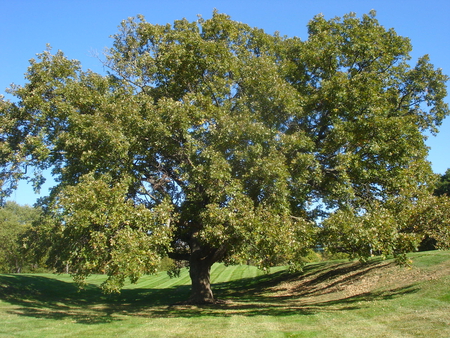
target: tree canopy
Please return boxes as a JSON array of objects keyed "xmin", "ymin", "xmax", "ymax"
[{"xmin": 1, "ymin": 11, "xmax": 449, "ymax": 303}]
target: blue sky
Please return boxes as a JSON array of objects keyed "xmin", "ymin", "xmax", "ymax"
[{"xmin": 2, "ymin": 0, "xmax": 450, "ymax": 205}]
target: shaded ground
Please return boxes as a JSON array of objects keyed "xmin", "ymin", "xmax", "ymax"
[{"xmin": 0, "ymin": 252, "xmax": 449, "ymax": 322}]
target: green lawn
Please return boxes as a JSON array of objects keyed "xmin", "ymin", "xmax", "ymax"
[{"xmin": 1, "ymin": 251, "xmax": 449, "ymax": 337}]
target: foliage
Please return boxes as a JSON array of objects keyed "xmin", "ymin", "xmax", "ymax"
[
  {"xmin": 401, "ymin": 193, "xmax": 450, "ymax": 250},
  {"xmin": 0, "ymin": 11, "xmax": 448, "ymax": 302},
  {"xmin": 0, "ymin": 201, "xmax": 41, "ymax": 272},
  {"xmin": 158, "ymin": 256, "xmax": 175, "ymax": 271},
  {"xmin": 434, "ymin": 168, "xmax": 450, "ymax": 197}
]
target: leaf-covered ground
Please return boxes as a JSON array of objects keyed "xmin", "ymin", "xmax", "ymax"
[{"xmin": 1, "ymin": 251, "xmax": 449, "ymax": 337}]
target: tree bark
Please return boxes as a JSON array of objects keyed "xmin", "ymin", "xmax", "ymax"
[
  {"xmin": 188, "ymin": 254, "xmax": 215, "ymax": 304},
  {"xmin": 185, "ymin": 232, "xmax": 222, "ymax": 304}
]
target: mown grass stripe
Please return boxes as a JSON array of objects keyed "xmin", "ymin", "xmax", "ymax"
[
  {"xmin": 209, "ymin": 263, "xmax": 227, "ymax": 283},
  {"xmin": 138, "ymin": 270, "xmax": 191, "ymax": 290},
  {"xmin": 211, "ymin": 264, "xmax": 238, "ymax": 284},
  {"xmin": 210, "ymin": 263, "xmax": 229, "ymax": 283},
  {"xmin": 127, "ymin": 272, "xmax": 184, "ymax": 289},
  {"xmin": 233, "ymin": 264, "xmax": 258, "ymax": 282}
]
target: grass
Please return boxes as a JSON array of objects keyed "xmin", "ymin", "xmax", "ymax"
[{"xmin": 0, "ymin": 251, "xmax": 449, "ymax": 337}]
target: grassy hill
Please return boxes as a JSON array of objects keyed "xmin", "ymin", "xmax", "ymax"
[{"xmin": 1, "ymin": 251, "xmax": 449, "ymax": 337}]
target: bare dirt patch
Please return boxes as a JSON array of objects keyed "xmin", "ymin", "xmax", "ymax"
[{"xmin": 270, "ymin": 256, "xmax": 450, "ymax": 307}]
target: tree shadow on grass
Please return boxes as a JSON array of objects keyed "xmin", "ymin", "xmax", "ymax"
[
  {"xmin": 0, "ymin": 260, "xmax": 420, "ymax": 323},
  {"xmin": 198, "ymin": 260, "xmax": 419, "ymax": 316},
  {"xmin": 0, "ymin": 274, "xmax": 190, "ymax": 324}
]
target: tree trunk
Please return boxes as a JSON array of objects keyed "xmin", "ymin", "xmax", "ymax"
[
  {"xmin": 15, "ymin": 257, "xmax": 21, "ymax": 273},
  {"xmin": 184, "ymin": 234, "xmax": 228, "ymax": 304},
  {"xmin": 188, "ymin": 254, "xmax": 215, "ymax": 304}
]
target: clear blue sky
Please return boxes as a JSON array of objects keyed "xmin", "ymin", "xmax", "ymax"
[{"xmin": 2, "ymin": 0, "xmax": 450, "ymax": 205}]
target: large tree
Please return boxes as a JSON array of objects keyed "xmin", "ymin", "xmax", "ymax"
[{"xmin": 1, "ymin": 11, "xmax": 448, "ymax": 303}]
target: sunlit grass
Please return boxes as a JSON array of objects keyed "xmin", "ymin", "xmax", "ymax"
[{"xmin": 1, "ymin": 251, "xmax": 449, "ymax": 337}]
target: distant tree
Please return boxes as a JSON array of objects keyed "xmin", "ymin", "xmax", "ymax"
[
  {"xmin": 406, "ymin": 193, "xmax": 450, "ymax": 252},
  {"xmin": 412, "ymin": 169, "xmax": 450, "ymax": 251},
  {"xmin": 0, "ymin": 202, "xmax": 41, "ymax": 273},
  {"xmin": 1, "ymin": 11, "xmax": 448, "ymax": 303},
  {"xmin": 434, "ymin": 169, "xmax": 450, "ymax": 197}
]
